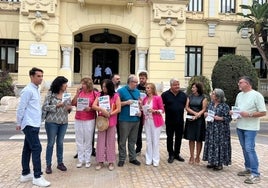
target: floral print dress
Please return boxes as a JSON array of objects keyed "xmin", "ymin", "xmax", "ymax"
[{"xmin": 202, "ymin": 102, "xmax": 232, "ymax": 166}]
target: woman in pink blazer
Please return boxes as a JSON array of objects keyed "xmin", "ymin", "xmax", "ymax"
[{"xmin": 142, "ymin": 83, "xmax": 164, "ymax": 167}]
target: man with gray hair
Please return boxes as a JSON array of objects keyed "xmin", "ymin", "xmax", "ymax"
[
  {"xmin": 117, "ymin": 74, "xmax": 141, "ymax": 167},
  {"xmin": 161, "ymin": 78, "xmax": 187, "ymax": 163},
  {"xmin": 233, "ymin": 76, "xmax": 266, "ymax": 184}
]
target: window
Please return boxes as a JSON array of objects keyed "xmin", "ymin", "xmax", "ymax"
[
  {"xmin": 0, "ymin": 39, "xmax": 18, "ymax": 73},
  {"xmin": 220, "ymin": 0, "xmax": 236, "ymax": 13},
  {"xmin": 218, "ymin": 47, "xmax": 235, "ymax": 58},
  {"xmin": 257, "ymin": 0, "xmax": 267, "ymax": 4},
  {"xmin": 251, "ymin": 48, "xmax": 267, "ymax": 78},
  {"xmin": 187, "ymin": 0, "xmax": 203, "ymax": 12},
  {"xmin": 185, "ymin": 46, "xmax": 202, "ymax": 77}
]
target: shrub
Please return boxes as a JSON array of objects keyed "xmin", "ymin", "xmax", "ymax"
[
  {"xmin": 211, "ymin": 54, "xmax": 258, "ymax": 107},
  {"xmin": 0, "ymin": 71, "xmax": 15, "ymax": 100},
  {"xmin": 186, "ymin": 75, "xmax": 212, "ymax": 100}
]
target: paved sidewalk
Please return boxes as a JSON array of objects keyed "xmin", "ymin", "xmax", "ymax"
[
  {"xmin": 0, "ymin": 139, "xmax": 268, "ymax": 188},
  {"xmin": 0, "ymin": 110, "xmax": 268, "ymax": 187}
]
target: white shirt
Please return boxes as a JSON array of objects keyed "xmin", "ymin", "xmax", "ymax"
[{"xmin": 16, "ymin": 82, "xmax": 42, "ymax": 130}]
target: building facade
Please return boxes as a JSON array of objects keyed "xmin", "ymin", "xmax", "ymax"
[{"xmin": 0, "ymin": 0, "xmax": 267, "ymax": 90}]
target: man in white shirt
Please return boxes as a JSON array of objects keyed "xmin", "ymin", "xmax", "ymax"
[
  {"xmin": 234, "ymin": 76, "xmax": 266, "ymax": 184},
  {"xmin": 104, "ymin": 66, "xmax": 112, "ymax": 79},
  {"xmin": 16, "ymin": 67, "xmax": 51, "ymax": 187}
]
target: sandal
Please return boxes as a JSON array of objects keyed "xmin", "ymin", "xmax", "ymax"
[
  {"xmin": 95, "ymin": 162, "xmax": 104, "ymax": 170},
  {"xmin": 188, "ymin": 157, "xmax": 194, "ymax": 165},
  {"xmin": 108, "ymin": 163, "xmax": 114, "ymax": 171}
]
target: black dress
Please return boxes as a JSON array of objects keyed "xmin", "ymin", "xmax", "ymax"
[{"xmin": 183, "ymin": 94, "xmax": 206, "ymax": 141}]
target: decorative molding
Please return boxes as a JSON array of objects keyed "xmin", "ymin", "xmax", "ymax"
[
  {"xmin": 153, "ymin": 3, "xmax": 185, "ymax": 25},
  {"xmin": 160, "ymin": 23, "xmax": 176, "ymax": 47},
  {"xmin": 0, "ymin": 1, "xmax": 20, "ymax": 12},
  {"xmin": 207, "ymin": 23, "xmax": 217, "ymax": 37},
  {"xmin": 21, "ymin": 0, "xmax": 57, "ymax": 17},
  {"xmin": 30, "ymin": 11, "xmax": 48, "ymax": 42}
]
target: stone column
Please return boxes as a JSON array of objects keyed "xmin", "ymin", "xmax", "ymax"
[
  {"xmin": 61, "ymin": 46, "xmax": 72, "ymax": 69},
  {"xmin": 137, "ymin": 49, "xmax": 147, "ymax": 73},
  {"xmin": 59, "ymin": 46, "xmax": 72, "ymax": 85}
]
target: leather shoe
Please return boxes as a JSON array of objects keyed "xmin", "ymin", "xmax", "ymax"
[
  {"xmin": 57, "ymin": 163, "xmax": 67, "ymax": 171},
  {"xmin": 46, "ymin": 165, "xmax": 52, "ymax": 174},
  {"xmin": 168, "ymin": 156, "xmax": 174, "ymax": 163},
  {"xmin": 73, "ymin": 153, "xmax": 78, "ymax": 159},
  {"xmin": 213, "ymin": 165, "xmax": 223, "ymax": 171},
  {"xmin": 207, "ymin": 164, "xmax": 215, "ymax": 169},
  {"xmin": 129, "ymin": 160, "xmax": 141, "ymax": 166},
  {"xmin": 175, "ymin": 155, "xmax": 185, "ymax": 162},
  {"xmin": 118, "ymin": 161, "xmax": 125, "ymax": 167}
]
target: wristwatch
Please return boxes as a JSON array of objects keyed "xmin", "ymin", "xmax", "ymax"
[{"xmin": 248, "ymin": 112, "xmax": 253, "ymax": 117}]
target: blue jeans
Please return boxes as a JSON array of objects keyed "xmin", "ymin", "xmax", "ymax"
[
  {"xmin": 236, "ymin": 128, "xmax": 260, "ymax": 176},
  {"xmin": 22, "ymin": 126, "xmax": 42, "ymax": 178},
  {"xmin": 45, "ymin": 122, "xmax": 68, "ymax": 166}
]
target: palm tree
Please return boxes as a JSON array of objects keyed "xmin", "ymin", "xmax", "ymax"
[{"xmin": 237, "ymin": 1, "xmax": 268, "ymax": 65}]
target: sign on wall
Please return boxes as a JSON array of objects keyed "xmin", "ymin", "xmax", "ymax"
[
  {"xmin": 30, "ymin": 44, "xmax": 47, "ymax": 56},
  {"xmin": 160, "ymin": 49, "xmax": 175, "ymax": 60}
]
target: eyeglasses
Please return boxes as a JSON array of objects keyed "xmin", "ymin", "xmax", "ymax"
[{"xmin": 131, "ymin": 81, "xmax": 138, "ymax": 84}]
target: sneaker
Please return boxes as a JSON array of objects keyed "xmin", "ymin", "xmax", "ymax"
[
  {"xmin": 32, "ymin": 176, "xmax": 51, "ymax": 187},
  {"xmin": 237, "ymin": 169, "xmax": 251, "ymax": 176},
  {"xmin": 20, "ymin": 173, "xmax": 33, "ymax": 182},
  {"xmin": 45, "ymin": 165, "xmax": 52, "ymax": 174},
  {"xmin": 108, "ymin": 163, "xmax": 114, "ymax": 171},
  {"xmin": 57, "ymin": 163, "xmax": 67, "ymax": 171},
  {"xmin": 85, "ymin": 162, "xmax": 91, "ymax": 168},
  {"xmin": 95, "ymin": 163, "xmax": 103, "ymax": 170},
  {"xmin": 244, "ymin": 175, "xmax": 261, "ymax": 184},
  {"xmin": 76, "ymin": 163, "xmax": 83, "ymax": 168}
]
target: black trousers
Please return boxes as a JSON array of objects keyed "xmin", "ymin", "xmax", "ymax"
[
  {"xmin": 135, "ymin": 119, "xmax": 143, "ymax": 153},
  {"xmin": 166, "ymin": 122, "xmax": 184, "ymax": 157}
]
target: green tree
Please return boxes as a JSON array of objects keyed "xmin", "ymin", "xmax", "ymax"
[
  {"xmin": 186, "ymin": 75, "xmax": 211, "ymax": 100},
  {"xmin": 237, "ymin": 1, "xmax": 268, "ymax": 65},
  {"xmin": 211, "ymin": 55, "xmax": 258, "ymax": 107},
  {"xmin": 0, "ymin": 71, "xmax": 15, "ymax": 100}
]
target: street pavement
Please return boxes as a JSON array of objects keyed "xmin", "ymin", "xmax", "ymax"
[{"xmin": 0, "ymin": 110, "xmax": 268, "ymax": 187}]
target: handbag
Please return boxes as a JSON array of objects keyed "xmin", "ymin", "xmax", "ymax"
[{"xmin": 96, "ymin": 116, "xmax": 109, "ymax": 131}]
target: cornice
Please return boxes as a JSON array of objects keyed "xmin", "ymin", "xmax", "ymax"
[{"xmin": 0, "ymin": 1, "xmax": 20, "ymax": 12}]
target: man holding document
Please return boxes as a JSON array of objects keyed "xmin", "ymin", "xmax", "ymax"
[{"xmin": 117, "ymin": 75, "xmax": 141, "ymax": 167}]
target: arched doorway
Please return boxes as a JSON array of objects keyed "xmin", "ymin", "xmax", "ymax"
[{"xmin": 92, "ymin": 49, "xmax": 119, "ymax": 81}]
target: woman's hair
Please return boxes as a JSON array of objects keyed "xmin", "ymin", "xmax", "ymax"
[
  {"xmin": 146, "ymin": 83, "xmax": 157, "ymax": 96},
  {"xmin": 100, "ymin": 79, "xmax": 115, "ymax": 97},
  {"xmin": 192, "ymin": 82, "xmax": 204, "ymax": 95},
  {"xmin": 213, "ymin": 88, "xmax": 226, "ymax": 103},
  {"xmin": 81, "ymin": 77, "xmax": 94, "ymax": 91},
  {"xmin": 49, "ymin": 76, "xmax": 68, "ymax": 94}
]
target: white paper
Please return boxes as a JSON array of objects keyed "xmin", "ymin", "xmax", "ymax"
[
  {"xmin": 76, "ymin": 98, "xmax": 89, "ymax": 111},
  {"xmin": 142, "ymin": 105, "xmax": 150, "ymax": 116},
  {"xmin": 99, "ymin": 95, "xmax": 110, "ymax": 112},
  {"xmin": 232, "ymin": 106, "xmax": 241, "ymax": 120},
  {"xmin": 205, "ymin": 110, "xmax": 215, "ymax": 122},
  {"xmin": 186, "ymin": 115, "xmax": 194, "ymax": 120},
  {"xmin": 130, "ymin": 100, "xmax": 140, "ymax": 116},
  {"xmin": 62, "ymin": 93, "xmax": 71, "ymax": 105}
]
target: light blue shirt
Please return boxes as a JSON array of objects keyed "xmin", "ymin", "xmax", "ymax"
[{"xmin": 16, "ymin": 82, "xmax": 42, "ymax": 130}]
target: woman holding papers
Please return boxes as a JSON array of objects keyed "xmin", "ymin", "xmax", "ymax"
[
  {"xmin": 42, "ymin": 76, "xmax": 72, "ymax": 174},
  {"xmin": 142, "ymin": 83, "xmax": 164, "ymax": 167},
  {"xmin": 184, "ymin": 82, "xmax": 207, "ymax": 165},
  {"xmin": 203, "ymin": 88, "xmax": 232, "ymax": 171},
  {"xmin": 92, "ymin": 79, "xmax": 121, "ymax": 171},
  {"xmin": 71, "ymin": 77, "xmax": 98, "ymax": 168}
]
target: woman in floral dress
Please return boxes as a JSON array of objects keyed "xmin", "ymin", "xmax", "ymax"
[{"xmin": 203, "ymin": 88, "xmax": 232, "ymax": 171}]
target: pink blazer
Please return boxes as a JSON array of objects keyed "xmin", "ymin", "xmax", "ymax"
[{"xmin": 142, "ymin": 95, "xmax": 164, "ymax": 127}]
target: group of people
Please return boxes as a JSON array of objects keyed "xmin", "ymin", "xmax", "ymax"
[
  {"xmin": 16, "ymin": 67, "xmax": 266, "ymax": 187},
  {"xmin": 93, "ymin": 64, "xmax": 112, "ymax": 84}
]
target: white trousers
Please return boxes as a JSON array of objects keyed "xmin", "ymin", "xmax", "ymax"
[
  {"xmin": 144, "ymin": 118, "xmax": 162, "ymax": 166},
  {"xmin": 75, "ymin": 119, "xmax": 95, "ymax": 163}
]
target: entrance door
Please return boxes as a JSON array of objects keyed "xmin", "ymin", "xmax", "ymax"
[{"xmin": 92, "ymin": 49, "xmax": 119, "ymax": 80}]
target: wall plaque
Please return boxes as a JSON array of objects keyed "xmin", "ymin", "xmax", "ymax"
[
  {"xmin": 30, "ymin": 44, "xmax": 47, "ymax": 56},
  {"xmin": 160, "ymin": 49, "xmax": 175, "ymax": 60}
]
